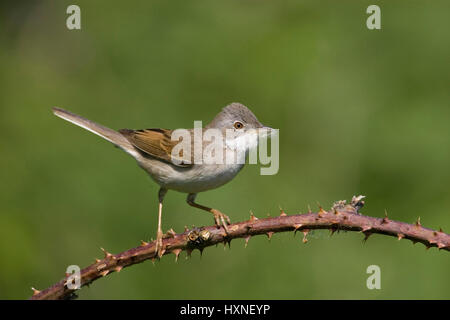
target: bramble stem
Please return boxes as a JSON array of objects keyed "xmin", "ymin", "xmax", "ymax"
[{"xmin": 30, "ymin": 196, "xmax": 449, "ymax": 300}]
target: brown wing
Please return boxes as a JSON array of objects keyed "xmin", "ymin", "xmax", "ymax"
[{"xmin": 119, "ymin": 128, "xmax": 193, "ymax": 167}]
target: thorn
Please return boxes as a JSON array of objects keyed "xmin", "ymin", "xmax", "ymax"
[
  {"xmin": 31, "ymin": 287, "xmax": 40, "ymax": 296},
  {"xmin": 437, "ymin": 243, "xmax": 446, "ymax": 249},
  {"xmin": 318, "ymin": 204, "xmax": 326, "ymax": 217},
  {"xmin": 439, "ymin": 227, "xmax": 444, "ymax": 233},
  {"xmin": 249, "ymin": 211, "xmax": 258, "ymax": 222},
  {"xmin": 330, "ymin": 227, "xmax": 337, "ymax": 236},
  {"xmin": 293, "ymin": 224, "xmax": 303, "ymax": 236},
  {"xmin": 199, "ymin": 247, "xmax": 204, "ymax": 257},
  {"xmin": 382, "ymin": 210, "xmax": 389, "ymax": 224},
  {"xmin": 100, "ymin": 270, "xmax": 109, "ymax": 277},
  {"xmin": 307, "ymin": 205, "xmax": 312, "ymax": 214},
  {"xmin": 415, "ymin": 217, "xmax": 421, "ymax": 227},
  {"xmin": 166, "ymin": 228, "xmax": 176, "ymax": 238},
  {"xmin": 158, "ymin": 248, "xmax": 166, "ymax": 258},
  {"xmin": 172, "ymin": 248, "xmax": 182, "ymax": 262},
  {"xmin": 184, "ymin": 226, "xmax": 189, "ymax": 232},
  {"xmin": 280, "ymin": 208, "xmax": 287, "ymax": 216},
  {"xmin": 266, "ymin": 232, "xmax": 274, "ymax": 241},
  {"xmin": 244, "ymin": 235, "xmax": 251, "ymax": 247},
  {"xmin": 361, "ymin": 225, "xmax": 372, "ymax": 232},
  {"xmin": 302, "ymin": 230, "xmax": 309, "ymax": 243},
  {"xmin": 363, "ymin": 231, "xmax": 372, "ymax": 242},
  {"xmin": 140, "ymin": 240, "xmax": 149, "ymax": 247},
  {"xmin": 223, "ymin": 238, "xmax": 231, "ymax": 249},
  {"xmin": 100, "ymin": 247, "xmax": 113, "ymax": 259},
  {"xmin": 94, "ymin": 258, "xmax": 101, "ymax": 263},
  {"xmin": 115, "ymin": 266, "xmax": 123, "ymax": 273},
  {"xmin": 186, "ymin": 248, "xmax": 193, "ymax": 259},
  {"xmin": 397, "ymin": 233, "xmax": 404, "ymax": 240},
  {"xmin": 151, "ymin": 257, "xmax": 156, "ymax": 265}
]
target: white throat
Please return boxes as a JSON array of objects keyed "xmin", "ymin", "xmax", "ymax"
[{"xmin": 225, "ymin": 129, "xmax": 259, "ymax": 152}]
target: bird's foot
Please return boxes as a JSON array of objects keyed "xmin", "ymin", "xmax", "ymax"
[{"xmin": 211, "ymin": 209, "xmax": 231, "ymax": 233}]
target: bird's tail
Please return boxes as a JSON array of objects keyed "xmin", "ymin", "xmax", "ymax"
[{"xmin": 52, "ymin": 107, "xmax": 139, "ymax": 157}]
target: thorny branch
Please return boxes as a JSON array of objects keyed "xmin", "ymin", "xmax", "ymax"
[{"xmin": 30, "ymin": 196, "xmax": 449, "ymax": 300}]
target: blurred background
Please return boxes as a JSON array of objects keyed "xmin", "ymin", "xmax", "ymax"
[{"xmin": 0, "ymin": 0, "xmax": 449, "ymax": 299}]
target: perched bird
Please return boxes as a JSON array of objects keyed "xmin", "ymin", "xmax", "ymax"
[{"xmin": 52, "ymin": 103, "xmax": 272, "ymax": 256}]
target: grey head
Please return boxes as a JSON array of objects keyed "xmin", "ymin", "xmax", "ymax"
[{"xmin": 206, "ymin": 102, "xmax": 265, "ymax": 131}]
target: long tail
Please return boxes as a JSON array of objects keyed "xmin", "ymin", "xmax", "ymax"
[{"xmin": 52, "ymin": 107, "xmax": 140, "ymax": 158}]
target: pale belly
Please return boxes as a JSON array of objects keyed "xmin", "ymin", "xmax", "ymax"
[{"xmin": 138, "ymin": 158, "xmax": 245, "ymax": 193}]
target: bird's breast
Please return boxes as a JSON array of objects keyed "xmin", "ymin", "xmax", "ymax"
[{"xmin": 138, "ymin": 157, "xmax": 245, "ymax": 193}]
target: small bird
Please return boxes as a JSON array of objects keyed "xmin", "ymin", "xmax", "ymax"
[{"xmin": 52, "ymin": 103, "xmax": 272, "ymax": 256}]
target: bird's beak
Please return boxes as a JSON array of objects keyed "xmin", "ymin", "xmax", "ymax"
[{"xmin": 259, "ymin": 126, "xmax": 274, "ymax": 138}]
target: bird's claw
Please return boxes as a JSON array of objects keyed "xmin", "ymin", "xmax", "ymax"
[{"xmin": 211, "ymin": 209, "xmax": 231, "ymax": 233}]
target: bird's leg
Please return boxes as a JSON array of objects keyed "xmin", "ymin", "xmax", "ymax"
[
  {"xmin": 186, "ymin": 193, "xmax": 231, "ymax": 232},
  {"xmin": 155, "ymin": 188, "xmax": 167, "ymax": 257}
]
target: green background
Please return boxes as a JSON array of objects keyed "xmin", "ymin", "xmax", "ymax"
[{"xmin": 0, "ymin": 0, "xmax": 449, "ymax": 299}]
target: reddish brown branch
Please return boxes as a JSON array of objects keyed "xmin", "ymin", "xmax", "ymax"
[{"xmin": 30, "ymin": 196, "xmax": 449, "ymax": 300}]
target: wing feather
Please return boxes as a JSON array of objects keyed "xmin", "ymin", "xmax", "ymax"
[{"xmin": 119, "ymin": 128, "xmax": 192, "ymax": 167}]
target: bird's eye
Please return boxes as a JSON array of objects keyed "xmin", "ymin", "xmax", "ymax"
[{"xmin": 234, "ymin": 121, "xmax": 244, "ymax": 129}]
